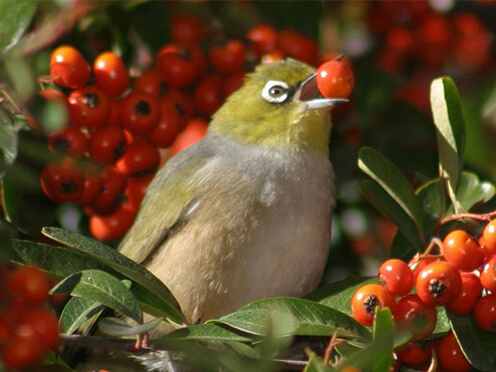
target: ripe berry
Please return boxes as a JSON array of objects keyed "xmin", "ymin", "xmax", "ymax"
[
  {"xmin": 134, "ymin": 68, "xmax": 171, "ymax": 97},
  {"xmin": 169, "ymin": 118, "xmax": 208, "ymax": 157},
  {"xmin": 93, "ymin": 52, "xmax": 129, "ymax": 98},
  {"xmin": 247, "ymin": 24, "xmax": 278, "ymax": 57},
  {"xmin": 7, "ymin": 266, "xmax": 49, "ymax": 305},
  {"xmin": 379, "ymin": 258, "xmax": 414, "ymax": 296},
  {"xmin": 68, "ymin": 86, "xmax": 110, "ymax": 130},
  {"xmin": 149, "ymin": 98, "xmax": 181, "ymax": 148},
  {"xmin": 395, "ymin": 341, "xmax": 432, "ymax": 368},
  {"xmin": 479, "ymin": 219, "xmax": 496, "ymax": 259},
  {"xmin": 41, "ymin": 159, "xmax": 84, "ymax": 203},
  {"xmin": 223, "ymin": 72, "xmax": 245, "ymax": 98},
  {"xmin": 447, "ymin": 272, "xmax": 483, "ymax": 316},
  {"xmin": 88, "ymin": 166, "xmax": 127, "ymax": 214},
  {"xmin": 435, "ymin": 331, "xmax": 472, "ymax": 372},
  {"xmin": 77, "ymin": 162, "xmax": 103, "ymax": 206},
  {"xmin": 49, "ymin": 45, "xmax": 91, "ymax": 89},
  {"xmin": 480, "ymin": 255, "xmax": 496, "ymax": 292},
  {"xmin": 473, "ymin": 293, "xmax": 496, "ymax": 332},
  {"xmin": 415, "ymin": 261, "xmax": 461, "ymax": 306},
  {"xmin": 393, "ymin": 294, "xmax": 436, "ymax": 341},
  {"xmin": 278, "ymin": 29, "xmax": 318, "ymax": 65},
  {"xmin": 209, "ymin": 40, "xmax": 247, "ymax": 75},
  {"xmin": 48, "ymin": 125, "xmax": 87, "ymax": 158},
  {"xmin": 88, "ymin": 125, "xmax": 128, "ymax": 164},
  {"xmin": 171, "ymin": 14, "xmax": 204, "ymax": 44},
  {"xmin": 1, "ymin": 335, "xmax": 43, "ymax": 370},
  {"xmin": 316, "ymin": 60, "xmax": 355, "ymax": 99},
  {"xmin": 115, "ymin": 143, "xmax": 160, "ymax": 177},
  {"xmin": 18, "ymin": 309, "xmax": 60, "ymax": 351},
  {"xmin": 119, "ymin": 91, "xmax": 161, "ymax": 135},
  {"xmin": 125, "ymin": 175, "xmax": 153, "ymax": 212},
  {"xmin": 442, "ymin": 230, "xmax": 484, "ymax": 272},
  {"xmin": 351, "ymin": 283, "xmax": 396, "ymax": 327},
  {"xmin": 194, "ymin": 74, "xmax": 226, "ymax": 118},
  {"xmin": 90, "ymin": 204, "xmax": 136, "ymax": 241}
]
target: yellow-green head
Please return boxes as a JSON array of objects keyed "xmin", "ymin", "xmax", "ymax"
[{"xmin": 210, "ymin": 58, "xmax": 347, "ymax": 155}]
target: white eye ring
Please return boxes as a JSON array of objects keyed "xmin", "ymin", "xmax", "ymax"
[{"xmin": 261, "ymin": 80, "xmax": 289, "ymax": 103}]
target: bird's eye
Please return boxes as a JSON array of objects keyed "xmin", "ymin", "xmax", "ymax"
[{"xmin": 261, "ymin": 80, "xmax": 290, "ymax": 103}]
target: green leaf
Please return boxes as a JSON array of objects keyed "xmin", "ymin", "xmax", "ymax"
[
  {"xmin": 432, "ymin": 307, "xmax": 450, "ymax": 338},
  {"xmin": 98, "ymin": 317, "xmax": 162, "ymax": 337},
  {"xmin": 430, "ymin": 77, "xmax": 465, "ymax": 205},
  {"xmin": 448, "ymin": 312, "xmax": 496, "ymax": 371},
  {"xmin": 358, "ymin": 147, "xmax": 424, "ymax": 244},
  {"xmin": 210, "ymin": 298, "xmax": 370, "ymax": 342},
  {"xmin": 446, "ymin": 172, "xmax": 495, "ymax": 215},
  {"xmin": 166, "ymin": 323, "xmax": 253, "ymax": 343},
  {"xmin": 305, "ymin": 276, "xmax": 379, "ymax": 317},
  {"xmin": 42, "ymin": 227, "xmax": 185, "ymax": 324},
  {"xmin": 0, "ymin": 107, "xmax": 17, "ymax": 180},
  {"xmin": 59, "ymin": 297, "xmax": 104, "ymax": 335},
  {"xmin": 303, "ymin": 352, "xmax": 336, "ymax": 372},
  {"xmin": 130, "ymin": 1, "xmax": 170, "ymax": 55},
  {"xmin": 0, "ymin": 0, "xmax": 36, "ymax": 58},
  {"xmin": 51, "ymin": 269, "xmax": 142, "ymax": 323},
  {"xmin": 360, "ymin": 180, "xmax": 423, "ymax": 250}
]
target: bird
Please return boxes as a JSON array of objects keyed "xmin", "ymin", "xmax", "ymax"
[{"xmin": 117, "ymin": 58, "xmax": 346, "ymax": 335}]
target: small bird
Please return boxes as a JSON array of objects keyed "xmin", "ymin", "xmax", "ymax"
[{"xmin": 118, "ymin": 58, "xmax": 345, "ymax": 334}]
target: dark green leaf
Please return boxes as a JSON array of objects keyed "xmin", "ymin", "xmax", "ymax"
[
  {"xmin": 303, "ymin": 352, "xmax": 336, "ymax": 372},
  {"xmin": 98, "ymin": 317, "xmax": 162, "ymax": 337},
  {"xmin": 360, "ymin": 180, "xmax": 423, "ymax": 250},
  {"xmin": 166, "ymin": 323, "xmax": 253, "ymax": 342},
  {"xmin": 0, "ymin": 107, "xmax": 17, "ymax": 180},
  {"xmin": 4, "ymin": 57, "xmax": 35, "ymax": 102},
  {"xmin": 51, "ymin": 269, "xmax": 142, "ymax": 323},
  {"xmin": 358, "ymin": 147, "xmax": 424, "ymax": 245},
  {"xmin": 210, "ymin": 298, "xmax": 370, "ymax": 342},
  {"xmin": 430, "ymin": 77, "xmax": 465, "ymax": 203},
  {"xmin": 59, "ymin": 297, "xmax": 104, "ymax": 335},
  {"xmin": 389, "ymin": 231, "xmax": 416, "ymax": 262},
  {"xmin": 42, "ymin": 227, "xmax": 185, "ymax": 324},
  {"xmin": 0, "ymin": 0, "xmax": 36, "ymax": 58},
  {"xmin": 305, "ymin": 276, "xmax": 378, "ymax": 317},
  {"xmin": 446, "ymin": 172, "xmax": 495, "ymax": 215},
  {"xmin": 448, "ymin": 312, "xmax": 496, "ymax": 371},
  {"xmin": 129, "ymin": 1, "xmax": 170, "ymax": 54}
]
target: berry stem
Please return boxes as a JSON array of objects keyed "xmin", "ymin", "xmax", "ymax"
[{"xmin": 440, "ymin": 210, "xmax": 496, "ymax": 224}]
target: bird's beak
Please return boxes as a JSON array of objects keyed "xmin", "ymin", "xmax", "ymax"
[{"xmin": 294, "ymin": 72, "xmax": 348, "ymax": 110}]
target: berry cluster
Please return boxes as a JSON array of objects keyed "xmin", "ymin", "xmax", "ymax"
[
  {"xmin": 0, "ymin": 265, "xmax": 60, "ymax": 371},
  {"xmin": 39, "ymin": 15, "xmax": 354, "ymax": 242},
  {"xmin": 351, "ymin": 219, "xmax": 496, "ymax": 370}
]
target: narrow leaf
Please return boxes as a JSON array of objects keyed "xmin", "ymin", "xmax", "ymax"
[
  {"xmin": 430, "ymin": 77, "xmax": 465, "ymax": 200},
  {"xmin": 52, "ymin": 269, "xmax": 142, "ymax": 323},
  {"xmin": 0, "ymin": 107, "xmax": 17, "ymax": 180},
  {"xmin": 0, "ymin": 0, "xmax": 36, "ymax": 58},
  {"xmin": 210, "ymin": 298, "xmax": 370, "ymax": 342},
  {"xmin": 166, "ymin": 323, "xmax": 253, "ymax": 343},
  {"xmin": 360, "ymin": 180, "xmax": 423, "ymax": 250},
  {"xmin": 98, "ymin": 317, "xmax": 162, "ymax": 337},
  {"xmin": 358, "ymin": 147, "xmax": 424, "ymax": 244},
  {"xmin": 59, "ymin": 297, "xmax": 104, "ymax": 335},
  {"xmin": 42, "ymin": 227, "xmax": 185, "ymax": 324}
]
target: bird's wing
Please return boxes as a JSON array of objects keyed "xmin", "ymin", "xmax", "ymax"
[{"xmin": 117, "ymin": 145, "xmax": 211, "ymax": 263}]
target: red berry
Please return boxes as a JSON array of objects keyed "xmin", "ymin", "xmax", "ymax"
[
  {"xmin": 209, "ymin": 40, "xmax": 247, "ymax": 75},
  {"xmin": 0, "ymin": 317, "xmax": 12, "ymax": 344},
  {"xmin": 261, "ymin": 50, "xmax": 285, "ymax": 64},
  {"xmin": 90, "ymin": 204, "xmax": 136, "ymax": 241},
  {"xmin": 149, "ymin": 98, "xmax": 181, "ymax": 148},
  {"xmin": 223, "ymin": 72, "xmax": 245, "ymax": 98},
  {"xmin": 436, "ymin": 331, "xmax": 472, "ymax": 372},
  {"xmin": 248, "ymin": 24, "xmax": 278, "ymax": 57},
  {"xmin": 479, "ymin": 219, "xmax": 496, "ymax": 259},
  {"xmin": 77, "ymin": 162, "xmax": 103, "ymax": 206},
  {"xmin": 41, "ymin": 159, "xmax": 84, "ymax": 203},
  {"xmin": 88, "ymin": 125, "xmax": 128, "ymax": 164},
  {"xmin": 68, "ymin": 86, "xmax": 110, "ymax": 130},
  {"xmin": 171, "ymin": 14, "xmax": 204, "ymax": 44},
  {"xmin": 119, "ymin": 91, "xmax": 161, "ymax": 135},
  {"xmin": 48, "ymin": 125, "xmax": 87, "ymax": 158},
  {"xmin": 442, "ymin": 230, "xmax": 484, "ymax": 272},
  {"xmin": 473, "ymin": 293, "xmax": 496, "ymax": 332},
  {"xmin": 395, "ymin": 341, "xmax": 432, "ymax": 368},
  {"xmin": 50, "ymin": 45, "xmax": 91, "ymax": 89},
  {"xmin": 169, "ymin": 118, "xmax": 208, "ymax": 157},
  {"xmin": 88, "ymin": 166, "xmax": 127, "ymax": 214},
  {"xmin": 393, "ymin": 294, "xmax": 436, "ymax": 341},
  {"xmin": 351, "ymin": 283, "xmax": 396, "ymax": 327},
  {"xmin": 278, "ymin": 29, "xmax": 317, "ymax": 65},
  {"xmin": 7, "ymin": 266, "xmax": 50, "ymax": 305},
  {"xmin": 93, "ymin": 52, "xmax": 129, "ymax": 98},
  {"xmin": 194, "ymin": 74, "xmax": 225, "ymax": 118},
  {"xmin": 115, "ymin": 143, "xmax": 160, "ymax": 177},
  {"xmin": 125, "ymin": 175, "xmax": 153, "ymax": 212},
  {"xmin": 1, "ymin": 335, "xmax": 43, "ymax": 370},
  {"xmin": 379, "ymin": 258, "xmax": 414, "ymax": 296},
  {"xmin": 480, "ymin": 255, "xmax": 496, "ymax": 292},
  {"xmin": 316, "ymin": 60, "xmax": 355, "ymax": 99},
  {"xmin": 447, "ymin": 272, "xmax": 483, "ymax": 316},
  {"xmin": 415, "ymin": 261, "xmax": 461, "ymax": 306},
  {"xmin": 19, "ymin": 309, "xmax": 60, "ymax": 351},
  {"xmin": 134, "ymin": 68, "xmax": 171, "ymax": 97},
  {"xmin": 156, "ymin": 44, "xmax": 207, "ymax": 89}
]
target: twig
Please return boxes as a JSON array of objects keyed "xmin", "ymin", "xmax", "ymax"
[{"xmin": 440, "ymin": 211, "xmax": 496, "ymax": 225}]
